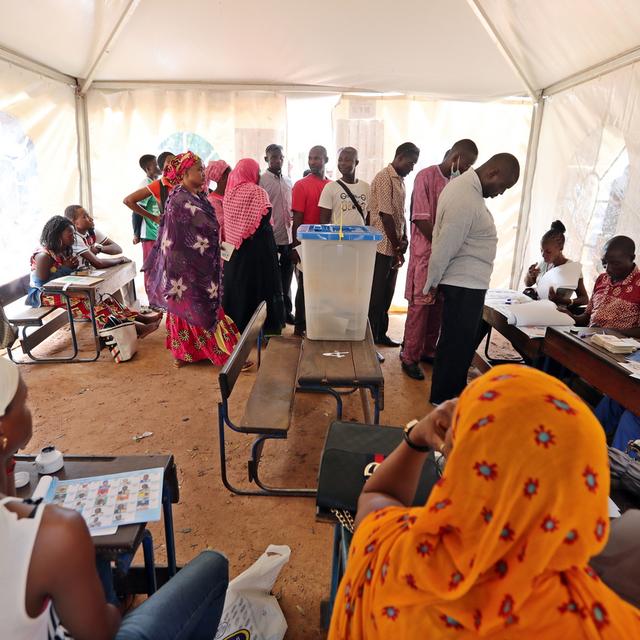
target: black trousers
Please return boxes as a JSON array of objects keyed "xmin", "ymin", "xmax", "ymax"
[
  {"xmin": 430, "ymin": 284, "xmax": 486, "ymax": 404},
  {"xmin": 368, "ymin": 253, "xmax": 399, "ymax": 342},
  {"xmin": 294, "ymin": 269, "xmax": 305, "ymax": 331},
  {"xmin": 277, "ymin": 243, "xmax": 294, "ymax": 316}
]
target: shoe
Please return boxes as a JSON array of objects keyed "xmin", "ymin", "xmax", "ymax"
[
  {"xmin": 293, "ymin": 327, "xmax": 305, "ymax": 337},
  {"xmin": 376, "ymin": 351, "xmax": 385, "ymax": 363},
  {"xmin": 285, "ymin": 313, "xmax": 296, "ymax": 325},
  {"xmin": 376, "ymin": 335, "xmax": 401, "ymax": 347},
  {"xmin": 420, "ymin": 355, "xmax": 435, "ymax": 365},
  {"xmin": 401, "ymin": 361, "xmax": 425, "ymax": 380}
]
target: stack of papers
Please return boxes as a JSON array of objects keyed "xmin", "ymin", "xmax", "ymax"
[
  {"xmin": 590, "ymin": 334, "xmax": 638, "ymax": 354},
  {"xmin": 503, "ymin": 300, "xmax": 575, "ymax": 328}
]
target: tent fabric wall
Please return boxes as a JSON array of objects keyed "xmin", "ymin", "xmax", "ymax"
[
  {"xmin": 522, "ymin": 61, "xmax": 640, "ymax": 293},
  {"xmin": 86, "ymin": 88, "xmax": 287, "ymax": 252},
  {"xmin": 0, "ymin": 59, "xmax": 79, "ymax": 281}
]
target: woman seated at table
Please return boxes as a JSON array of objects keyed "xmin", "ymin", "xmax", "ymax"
[
  {"xmin": 524, "ymin": 220, "xmax": 589, "ymax": 306},
  {"xmin": 329, "ymin": 364, "xmax": 640, "ymax": 639},
  {"xmin": 26, "ymin": 215, "xmax": 161, "ymax": 338},
  {"xmin": 564, "ymin": 235, "xmax": 640, "ymax": 452},
  {"xmin": 0, "ymin": 357, "xmax": 228, "ymax": 640}
]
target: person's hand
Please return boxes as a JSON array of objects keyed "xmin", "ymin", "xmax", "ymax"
[
  {"xmin": 527, "ymin": 263, "xmax": 540, "ymax": 280},
  {"xmin": 548, "ymin": 286, "xmax": 571, "ymax": 306},
  {"xmin": 90, "ymin": 245, "xmax": 100, "ymax": 254},
  {"xmin": 291, "ymin": 248, "xmax": 301, "ymax": 265},
  {"xmin": 132, "ymin": 236, "xmax": 140, "ymax": 245},
  {"xmin": 558, "ymin": 306, "xmax": 574, "ymax": 318},
  {"xmin": 424, "ymin": 287, "xmax": 438, "ymax": 305},
  {"xmin": 399, "ymin": 237, "xmax": 409, "ymax": 254},
  {"xmin": 119, "ymin": 257, "xmax": 131, "ymax": 264},
  {"xmin": 62, "ymin": 255, "xmax": 79, "ymax": 269},
  {"xmin": 410, "ymin": 399, "xmax": 458, "ymax": 453},
  {"xmin": 392, "ymin": 251, "xmax": 405, "ymax": 270}
]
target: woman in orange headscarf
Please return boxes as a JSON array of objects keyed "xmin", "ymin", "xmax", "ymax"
[{"xmin": 329, "ymin": 364, "xmax": 640, "ymax": 639}]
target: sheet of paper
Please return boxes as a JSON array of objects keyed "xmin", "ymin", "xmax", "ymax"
[
  {"xmin": 506, "ymin": 300, "xmax": 575, "ymax": 327},
  {"xmin": 621, "ymin": 362, "xmax": 640, "ymax": 376},
  {"xmin": 518, "ymin": 326, "xmax": 547, "ymax": 338},
  {"xmin": 44, "ymin": 468, "xmax": 164, "ymax": 533},
  {"xmin": 537, "ymin": 262, "xmax": 582, "ymax": 300},
  {"xmin": 608, "ymin": 496, "xmax": 621, "ymax": 518}
]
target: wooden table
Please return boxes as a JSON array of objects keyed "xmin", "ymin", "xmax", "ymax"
[
  {"xmin": 543, "ymin": 327, "xmax": 640, "ymax": 415},
  {"xmin": 41, "ymin": 262, "xmax": 137, "ymax": 362},
  {"xmin": 297, "ymin": 324, "xmax": 384, "ymax": 423},
  {"xmin": 481, "ymin": 304, "xmax": 545, "ymax": 365},
  {"xmin": 15, "ymin": 453, "xmax": 178, "ymax": 592}
]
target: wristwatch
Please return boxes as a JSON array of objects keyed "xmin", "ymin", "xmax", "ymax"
[{"xmin": 403, "ymin": 419, "xmax": 431, "ymax": 452}]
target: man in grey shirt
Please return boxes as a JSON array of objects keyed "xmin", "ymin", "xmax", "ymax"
[
  {"xmin": 424, "ymin": 153, "xmax": 520, "ymax": 404},
  {"xmin": 260, "ymin": 144, "xmax": 295, "ymax": 324}
]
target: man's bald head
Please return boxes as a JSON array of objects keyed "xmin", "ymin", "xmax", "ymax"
[
  {"xmin": 339, "ymin": 146, "xmax": 358, "ymax": 160},
  {"xmin": 308, "ymin": 145, "xmax": 328, "ymax": 177},
  {"xmin": 602, "ymin": 235, "xmax": 636, "ymax": 281},
  {"xmin": 476, "ymin": 153, "xmax": 520, "ymax": 198}
]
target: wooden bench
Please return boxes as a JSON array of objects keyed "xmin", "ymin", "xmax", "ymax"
[
  {"xmin": 217, "ymin": 302, "xmax": 314, "ymax": 497},
  {"xmin": 0, "ymin": 274, "xmax": 71, "ymax": 362}
]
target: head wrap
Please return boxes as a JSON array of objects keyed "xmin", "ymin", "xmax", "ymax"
[
  {"xmin": 163, "ymin": 151, "xmax": 200, "ymax": 188},
  {"xmin": 329, "ymin": 364, "xmax": 640, "ymax": 639},
  {"xmin": 222, "ymin": 159, "xmax": 271, "ymax": 250},
  {"xmin": 205, "ymin": 159, "xmax": 231, "ymax": 186},
  {"xmin": 0, "ymin": 358, "xmax": 20, "ymax": 418}
]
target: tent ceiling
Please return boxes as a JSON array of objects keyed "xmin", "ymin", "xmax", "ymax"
[{"xmin": 1, "ymin": 1, "xmax": 640, "ymax": 98}]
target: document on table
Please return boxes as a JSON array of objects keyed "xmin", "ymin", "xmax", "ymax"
[
  {"xmin": 621, "ymin": 361, "xmax": 640, "ymax": 379},
  {"xmin": 505, "ymin": 300, "xmax": 575, "ymax": 327}
]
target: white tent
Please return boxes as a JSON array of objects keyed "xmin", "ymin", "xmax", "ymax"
[{"xmin": 2, "ymin": 0, "xmax": 640, "ymax": 299}]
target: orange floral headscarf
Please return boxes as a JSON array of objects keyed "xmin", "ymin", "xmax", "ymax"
[{"xmin": 329, "ymin": 364, "xmax": 640, "ymax": 639}]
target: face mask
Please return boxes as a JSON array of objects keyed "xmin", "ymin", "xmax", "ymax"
[{"xmin": 450, "ymin": 159, "xmax": 461, "ymax": 179}]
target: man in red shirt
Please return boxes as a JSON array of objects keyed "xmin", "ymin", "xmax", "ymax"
[{"xmin": 291, "ymin": 145, "xmax": 330, "ymax": 335}]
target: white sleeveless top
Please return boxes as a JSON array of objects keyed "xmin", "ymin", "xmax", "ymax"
[{"xmin": 0, "ymin": 497, "xmax": 52, "ymax": 640}]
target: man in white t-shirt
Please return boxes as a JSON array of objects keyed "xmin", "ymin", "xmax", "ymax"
[{"xmin": 319, "ymin": 147, "xmax": 369, "ymax": 226}]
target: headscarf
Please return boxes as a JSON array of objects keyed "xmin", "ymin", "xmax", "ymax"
[
  {"xmin": 0, "ymin": 358, "xmax": 19, "ymax": 418},
  {"xmin": 329, "ymin": 364, "xmax": 640, "ymax": 639},
  {"xmin": 163, "ymin": 151, "xmax": 200, "ymax": 188},
  {"xmin": 222, "ymin": 158, "xmax": 271, "ymax": 250},
  {"xmin": 205, "ymin": 159, "xmax": 230, "ymax": 186}
]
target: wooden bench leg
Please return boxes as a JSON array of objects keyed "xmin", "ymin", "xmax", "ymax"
[{"xmin": 217, "ymin": 404, "xmax": 315, "ymax": 498}]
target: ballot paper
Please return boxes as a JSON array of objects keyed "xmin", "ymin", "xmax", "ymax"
[
  {"xmin": 537, "ymin": 261, "xmax": 582, "ymax": 300},
  {"xmin": 608, "ymin": 496, "xmax": 621, "ymax": 518},
  {"xmin": 504, "ymin": 300, "xmax": 575, "ymax": 327}
]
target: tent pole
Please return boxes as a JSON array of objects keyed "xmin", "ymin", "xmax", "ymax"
[
  {"xmin": 510, "ymin": 97, "xmax": 545, "ymax": 289},
  {"xmin": 0, "ymin": 44, "xmax": 74, "ymax": 85},
  {"xmin": 79, "ymin": 0, "xmax": 141, "ymax": 95},
  {"xmin": 465, "ymin": 0, "xmax": 539, "ymax": 101},
  {"xmin": 544, "ymin": 44, "xmax": 640, "ymax": 96},
  {"xmin": 75, "ymin": 88, "xmax": 93, "ymax": 211}
]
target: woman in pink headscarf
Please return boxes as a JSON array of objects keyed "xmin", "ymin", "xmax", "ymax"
[
  {"xmin": 222, "ymin": 158, "xmax": 285, "ymax": 333},
  {"xmin": 205, "ymin": 159, "xmax": 231, "ymax": 240}
]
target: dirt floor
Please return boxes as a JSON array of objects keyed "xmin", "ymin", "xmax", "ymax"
[{"xmin": 17, "ymin": 312, "xmax": 481, "ymax": 639}]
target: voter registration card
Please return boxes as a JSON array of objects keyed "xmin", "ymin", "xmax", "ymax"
[{"xmin": 220, "ymin": 241, "xmax": 235, "ymax": 262}]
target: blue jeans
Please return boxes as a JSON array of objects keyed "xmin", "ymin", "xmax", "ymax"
[
  {"xmin": 115, "ymin": 551, "xmax": 228, "ymax": 640},
  {"xmin": 595, "ymin": 397, "xmax": 640, "ymax": 454}
]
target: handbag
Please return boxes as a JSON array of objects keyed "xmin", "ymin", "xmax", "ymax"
[
  {"xmin": 317, "ymin": 421, "xmax": 441, "ymax": 531},
  {"xmin": 336, "ymin": 180, "xmax": 366, "ymax": 222}
]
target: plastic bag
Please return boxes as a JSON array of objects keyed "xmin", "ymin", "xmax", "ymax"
[
  {"xmin": 213, "ymin": 545, "xmax": 290, "ymax": 640},
  {"xmin": 98, "ymin": 321, "xmax": 137, "ymax": 363}
]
